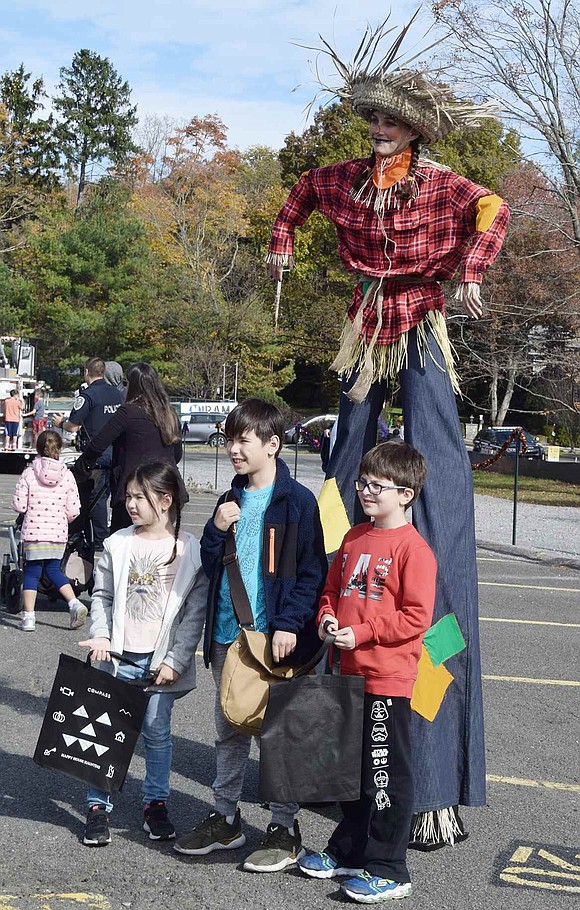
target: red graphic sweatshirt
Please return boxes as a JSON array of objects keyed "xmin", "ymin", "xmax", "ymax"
[{"xmin": 317, "ymin": 522, "xmax": 437, "ymax": 696}]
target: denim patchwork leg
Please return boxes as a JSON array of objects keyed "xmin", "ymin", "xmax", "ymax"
[{"xmin": 400, "ymin": 326, "xmax": 486, "ymax": 810}]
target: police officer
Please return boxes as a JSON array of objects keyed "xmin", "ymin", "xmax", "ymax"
[{"xmin": 54, "ymin": 357, "xmax": 123, "ymax": 546}]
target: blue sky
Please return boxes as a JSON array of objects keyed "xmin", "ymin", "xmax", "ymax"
[{"xmin": 0, "ymin": 0, "xmax": 424, "ymax": 151}]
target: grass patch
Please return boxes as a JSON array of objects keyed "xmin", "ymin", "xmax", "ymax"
[{"xmin": 472, "ymin": 470, "xmax": 580, "ymax": 507}]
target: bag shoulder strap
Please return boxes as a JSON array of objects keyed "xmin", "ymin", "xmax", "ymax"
[{"xmin": 223, "ymin": 492, "xmax": 255, "ymax": 628}]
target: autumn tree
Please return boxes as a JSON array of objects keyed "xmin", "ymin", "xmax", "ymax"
[
  {"xmin": 432, "ymin": 0, "xmax": 580, "ymax": 253},
  {"xmin": 53, "ymin": 50, "xmax": 138, "ymax": 205},
  {"xmin": 132, "ymin": 115, "xmax": 291, "ymax": 400},
  {"xmin": 447, "ymin": 163, "xmax": 579, "ymax": 423},
  {"xmin": 534, "ymin": 346, "xmax": 580, "ymax": 446}
]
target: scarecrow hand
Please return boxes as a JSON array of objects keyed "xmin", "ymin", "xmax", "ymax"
[
  {"xmin": 461, "ymin": 281, "xmax": 483, "ymax": 319},
  {"xmin": 267, "ymin": 261, "xmax": 283, "ymax": 281}
]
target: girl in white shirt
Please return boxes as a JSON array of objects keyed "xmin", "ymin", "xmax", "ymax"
[{"xmin": 79, "ymin": 461, "xmax": 208, "ymax": 848}]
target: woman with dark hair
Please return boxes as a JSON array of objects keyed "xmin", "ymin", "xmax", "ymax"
[{"xmin": 76, "ymin": 363, "xmax": 187, "ymax": 534}]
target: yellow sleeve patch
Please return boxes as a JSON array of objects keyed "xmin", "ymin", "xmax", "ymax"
[{"xmin": 476, "ymin": 194, "xmax": 503, "ymax": 232}]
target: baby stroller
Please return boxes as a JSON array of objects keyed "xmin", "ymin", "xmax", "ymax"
[{"xmin": 1, "ymin": 466, "xmax": 104, "ymax": 614}]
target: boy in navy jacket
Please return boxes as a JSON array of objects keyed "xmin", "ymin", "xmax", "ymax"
[{"xmin": 175, "ymin": 399, "xmax": 327, "ymax": 872}]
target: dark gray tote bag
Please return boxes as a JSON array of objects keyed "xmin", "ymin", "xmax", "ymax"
[{"xmin": 259, "ymin": 636, "xmax": 365, "ymax": 803}]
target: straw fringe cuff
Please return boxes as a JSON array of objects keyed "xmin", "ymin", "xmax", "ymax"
[
  {"xmin": 265, "ymin": 252, "xmax": 295, "ymax": 269},
  {"xmin": 331, "ymin": 307, "xmax": 461, "ymax": 404}
]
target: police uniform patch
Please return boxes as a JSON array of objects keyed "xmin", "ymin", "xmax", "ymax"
[{"xmin": 73, "ymin": 396, "xmax": 86, "ymax": 411}]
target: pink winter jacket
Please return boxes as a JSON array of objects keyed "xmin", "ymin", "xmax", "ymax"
[{"xmin": 12, "ymin": 457, "xmax": 81, "ymax": 543}]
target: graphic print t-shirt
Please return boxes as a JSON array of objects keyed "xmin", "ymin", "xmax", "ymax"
[
  {"xmin": 213, "ymin": 483, "xmax": 274, "ymax": 644},
  {"xmin": 123, "ymin": 533, "xmax": 184, "ymax": 653}
]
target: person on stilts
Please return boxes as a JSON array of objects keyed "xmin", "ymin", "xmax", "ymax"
[{"xmin": 267, "ymin": 14, "xmax": 509, "ymax": 849}]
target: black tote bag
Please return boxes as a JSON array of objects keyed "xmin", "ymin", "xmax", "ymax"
[
  {"xmin": 34, "ymin": 653, "xmax": 149, "ymax": 793},
  {"xmin": 259, "ymin": 636, "xmax": 365, "ymax": 803}
]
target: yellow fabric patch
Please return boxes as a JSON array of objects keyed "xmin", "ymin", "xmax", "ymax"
[
  {"xmin": 475, "ymin": 194, "xmax": 503, "ymax": 232},
  {"xmin": 411, "ymin": 645, "xmax": 453, "ymax": 722},
  {"xmin": 318, "ymin": 477, "xmax": 352, "ymax": 554}
]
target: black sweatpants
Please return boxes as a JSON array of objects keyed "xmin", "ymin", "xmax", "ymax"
[{"xmin": 327, "ymin": 693, "xmax": 413, "ymax": 883}]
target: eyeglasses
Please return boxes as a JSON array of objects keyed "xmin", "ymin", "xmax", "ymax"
[{"xmin": 354, "ymin": 478, "xmax": 409, "ymax": 495}]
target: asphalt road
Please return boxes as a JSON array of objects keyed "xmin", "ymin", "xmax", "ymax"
[{"xmin": 0, "ymin": 472, "xmax": 578, "ymax": 910}]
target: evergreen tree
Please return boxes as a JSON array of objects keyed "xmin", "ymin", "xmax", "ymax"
[
  {"xmin": 0, "ymin": 64, "xmax": 59, "ymax": 189},
  {"xmin": 53, "ymin": 49, "xmax": 138, "ymax": 205}
]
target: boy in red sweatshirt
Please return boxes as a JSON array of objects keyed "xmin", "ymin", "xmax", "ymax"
[{"xmin": 299, "ymin": 442, "xmax": 436, "ymax": 903}]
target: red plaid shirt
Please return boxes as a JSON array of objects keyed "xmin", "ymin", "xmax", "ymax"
[{"xmin": 269, "ymin": 157, "xmax": 509, "ymax": 344}]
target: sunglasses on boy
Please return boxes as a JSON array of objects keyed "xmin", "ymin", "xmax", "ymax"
[{"xmin": 354, "ymin": 478, "xmax": 410, "ymax": 496}]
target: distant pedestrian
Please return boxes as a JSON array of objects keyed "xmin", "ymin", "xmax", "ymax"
[
  {"xmin": 12, "ymin": 430, "xmax": 85, "ymax": 632},
  {"xmin": 320, "ymin": 422, "xmax": 335, "ymax": 472},
  {"xmin": 104, "ymin": 361, "xmax": 125, "ymax": 394},
  {"xmin": 53, "ymin": 357, "xmax": 124, "ymax": 547},
  {"xmin": 3, "ymin": 389, "xmax": 23, "ymax": 450},
  {"xmin": 75, "ymin": 363, "xmax": 186, "ymax": 534},
  {"xmin": 23, "ymin": 389, "xmax": 47, "ymax": 445}
]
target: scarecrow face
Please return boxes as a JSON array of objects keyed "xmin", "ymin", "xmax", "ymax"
[{"xmin": 368, "ymin": 111, "xmax": 418, "ymax": 158}]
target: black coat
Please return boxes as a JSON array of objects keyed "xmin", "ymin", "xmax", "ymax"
[{"xmin": 78, "ymin": 403, "xmax": 185, "ymax": 505}]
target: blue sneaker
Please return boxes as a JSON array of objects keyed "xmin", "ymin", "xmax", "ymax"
[
  {"xmin": 298, "ymin": 850, "xmax": 364, "ymax": 879},
  {"xmin": 341, "ymin": 871, "xmax": 412, "ymax": 902}
]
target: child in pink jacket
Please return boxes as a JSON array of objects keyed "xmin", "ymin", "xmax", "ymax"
[{"xmin": 12, "ymin": 430, "xmax": 84, "ymax": 632}]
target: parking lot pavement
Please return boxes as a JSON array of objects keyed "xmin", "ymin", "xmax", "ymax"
[{"xmin": 0, "ymin": 477, "xmax": 578, "ymax": 910}]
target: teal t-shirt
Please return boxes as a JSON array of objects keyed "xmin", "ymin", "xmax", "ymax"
[{"xmin": 213, "ymin": 483, "xmax": 274, "ymax": 644}]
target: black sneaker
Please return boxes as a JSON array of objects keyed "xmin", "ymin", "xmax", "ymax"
[
  {"xmin": 83, "ymin": 805, "xmax": 111, "ymax": 847},
  {"xmin": 143, "ymin": 800, "xmax": 176, "ymax": 841},
  {"xmin": 243, "ymin": 820, "xmax": 305, "ymax": 872},
  {"xmin": 173, "ymin": 809, "xmax": 246, "ymax": 856}
]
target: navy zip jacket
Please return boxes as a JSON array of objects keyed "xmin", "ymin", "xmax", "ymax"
[{"xmin": 201, "ymin": 458, "xmax": 328, "ymax": 667}]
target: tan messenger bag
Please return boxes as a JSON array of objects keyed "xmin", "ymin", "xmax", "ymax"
[{"xmin": 218, "ymin": 522, "xmax": 299, "ymax": 736}]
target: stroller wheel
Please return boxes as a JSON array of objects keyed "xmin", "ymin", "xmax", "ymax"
[{"xmin": 4, "ymin": 569, "xmax": 23, "ymax": 614}]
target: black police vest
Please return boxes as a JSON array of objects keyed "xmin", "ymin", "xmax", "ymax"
[{"xmin": 77, "ymin": 380, "xmax": 123, "ymax": 450}]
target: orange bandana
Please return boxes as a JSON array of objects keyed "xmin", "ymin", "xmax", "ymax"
[{"xmin": 373, "ymin": 147, "xmax": 413, "ymax": 189}]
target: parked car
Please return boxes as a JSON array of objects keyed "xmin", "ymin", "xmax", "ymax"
[
  {"xmin": 182, "ymin": 412, "xmax": 227, "ymax": 446},
  {"xmin": 283, "ymin": 414, "xmax": 338, "ymax": 445},
  {"xmin": 473, "ymin": 427, "xmax": 544, "ymax": 460}
]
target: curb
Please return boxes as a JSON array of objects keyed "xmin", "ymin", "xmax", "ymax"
[{"xmin": 476, "ymin": 538, "xmax": 580, "ymax": 571}]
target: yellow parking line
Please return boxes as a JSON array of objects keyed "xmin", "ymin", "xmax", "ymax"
[
  {"xmin": 480, "ymin": 581, "xmax": 580, "ymax": 592},
  {"xmin": 483, "ymin": 674, "xmax": 580, "ymax": 686},
  {"xmin": 487, "ymin": 774, "xmax": 580, "ymax": 792},
  {"xmin": 480, "ymin": 617, "xmax": 580, "ymax": 627}
]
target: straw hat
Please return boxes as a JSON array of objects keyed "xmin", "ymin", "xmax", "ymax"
[{"xmin": 304, "ymin": 12, "xmax": 499, "ymax": 144}]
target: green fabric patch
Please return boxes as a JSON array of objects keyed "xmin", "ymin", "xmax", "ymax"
[
  {"xmin": 424, "ymin": 613, "xmax": 466, "ymax": 667},
  {"xmin": 361, "ymin": 280, "xmax": 371, "ymax": 296}
]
